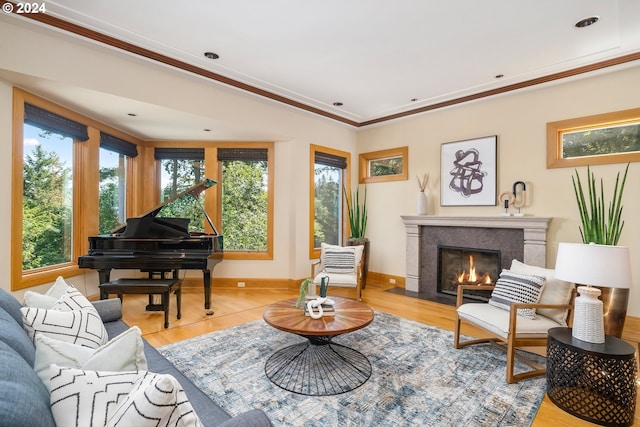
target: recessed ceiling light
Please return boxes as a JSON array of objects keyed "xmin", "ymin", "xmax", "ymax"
[
  {"xmin": 410, "ymin": 98, "xmax": 418, "ymax": 102},
  {"xmin": 127, "ymin": 113, "xmax": 137, "ymax": 117},
  {"xmin": 204, "ymin": 51, "xmax": 219, "ymax": 60},
  {"xmin": 333, "ymin": 102, "xmax": 343, "ymax": 107},
  {"xmin": 495, "ymin": 74, "xmax": 504, "ymax": 79},
  {"xmin": 575, "ymin": 16, "xmax": 599, "ymax": 28},
  {"xmin": 203, "ymin": 129, "xmax": 211, "ymax": 132}
]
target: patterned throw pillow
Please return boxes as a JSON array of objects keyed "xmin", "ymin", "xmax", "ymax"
[
  {"xmin": 107, "ymin": 373, "xmax": 203, "ymax": 427},
  {"xmin": 321, "ymin": 243, "xmax": 357, "ymax": 274},
  {"xmin": 49, "ymin": 367, "xmax": 202, "ymax": 427},
  {"xmin": 21, "ymin": 286, "xmax": 109, "ymax": 348},
  {"xmin": 488, "ymin": 270, "xmax": 546, "ymax": 319},
  {"xmin": 49, "ymin": 366, "xmax": 145, "ymax": 427}
]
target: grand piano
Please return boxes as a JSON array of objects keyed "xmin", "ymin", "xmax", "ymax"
[{"xmin": 78, "ymin": 178, "xmax": 223, "ymax": 313}]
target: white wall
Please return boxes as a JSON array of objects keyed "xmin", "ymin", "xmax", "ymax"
[{"xmin": 357, "ymin": 65, "xmax": 640, "ymax": 316}]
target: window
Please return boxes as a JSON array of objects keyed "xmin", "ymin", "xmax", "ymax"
[
  {"xmin": 310, "ymin": 145, "xmax": 350, "ymax": 258},
  {"xmin": 218, "ymin": 148, "xmax": 270, "ymax": 254},
  {"xmin": 547, "ymin": 108, "xmax": 640, "ymax": 168},
  {"xmin": 13, "ymin": 90, "xmax": 93, "ymax": 289},
  {"xmin": 359, "ymin": 146, "xmax": 408, "ymax": 183},
  {"xmin": 155, "ymin": 148, "xmax": 206, "ymax": 233},
  {"xmin": 99, "ymin": 132, "xmax": 137, "ymax": 233}
]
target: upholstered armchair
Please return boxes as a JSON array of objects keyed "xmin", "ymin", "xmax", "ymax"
[
  {"xmin": 454, "ymin": 260, "xmax": 575, "ymax": 383},
  {"xmin": 311, "ymin": 243, "xmax": 364, "ymax": 301}
]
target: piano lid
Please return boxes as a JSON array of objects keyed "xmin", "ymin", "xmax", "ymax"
[{"xmin": 111, "ymin": 178, "xmax": 219, "ymax": 235}]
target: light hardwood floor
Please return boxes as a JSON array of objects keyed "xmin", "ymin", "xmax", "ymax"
[{"xmin": 120, "ymin": 281, "xmax": 639, "ymax": 427}]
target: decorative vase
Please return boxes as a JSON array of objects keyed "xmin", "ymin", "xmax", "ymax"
[
  {"xmin": 417, "ymin": 191, "xmax": 428, "ymax": 215},
  {"xmin": 572, "ymin": 286, "xmax": 605, "ymax": 344}
]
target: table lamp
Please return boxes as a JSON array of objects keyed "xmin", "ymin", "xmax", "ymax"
[{"xmin": 554, "ymin": 242, "xmax": 632, "ymax": 343}]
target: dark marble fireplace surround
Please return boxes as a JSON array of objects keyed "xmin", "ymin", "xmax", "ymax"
[{"xmin": 401, "ymin": 216, "xmax": 551, "ymax": 305}]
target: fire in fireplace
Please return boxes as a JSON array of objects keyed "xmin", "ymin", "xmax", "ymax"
[{"xmin": 437, "ymin": 245, "xmax": 501, "ymax": 301}]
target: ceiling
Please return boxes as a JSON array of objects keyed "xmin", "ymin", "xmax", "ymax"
[{"xmin": 2, "ymin": 0, "xmax": 640, "ymax": 139}]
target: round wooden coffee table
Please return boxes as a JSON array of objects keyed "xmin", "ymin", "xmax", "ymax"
[{"xmin": 263, "ymin": 297, "xmax": 374, "ymax": 396}]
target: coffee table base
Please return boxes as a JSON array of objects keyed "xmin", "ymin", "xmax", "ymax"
[{"xmin": 265, "ymin": 336, "xmax": 371, "ymax": 396}]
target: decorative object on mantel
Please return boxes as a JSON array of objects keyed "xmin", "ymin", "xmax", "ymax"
[
  {"xmin": 511, "ymin": 181, "xmax": 526, "ymax": 216},
  {"xmin": 343, "ymin": 185, "xmax": 369, "ymax": 288},
  {"xmin": 440, "ymin": 135, "xmax": 497, "ymax": 206},
  {"xmin": 498, "ymin": 181, "xmax": 527, "ymax": 216},
  {"xmin": 555, "ymin": 242, "xmax": 632, "ymax": 342},
  {"xmin": 416, "ymin": 173, "xmax": 429, "ymax": 215},
  {"xmin": 498, "ymin": 191, "xmax": 514, "ymax": 216}
]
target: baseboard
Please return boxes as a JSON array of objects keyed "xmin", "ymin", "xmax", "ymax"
[{"xmin": 367, "ymin": 271, "xmax": 406, "ymax": 288}]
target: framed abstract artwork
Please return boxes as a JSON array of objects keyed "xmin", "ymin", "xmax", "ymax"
[{"xmin": 440, "ymin": 135, "xmax": 497, "ymax": 206}]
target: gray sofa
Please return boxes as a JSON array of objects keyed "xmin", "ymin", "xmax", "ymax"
[{"xmin": 0, "ymin": 287, "xmax": 271, "ymax": 427}]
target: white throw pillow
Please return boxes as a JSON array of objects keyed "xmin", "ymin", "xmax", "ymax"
[
  {"xmin": 21, "ymin": 306, "xmax": 108, "ymax": 349},
  {"xmin": 107, "ymin": 373, "xmax": 203, "ymax": 427},
  {"xmin": 34, "ymin": 326, "xmax": 147, "ymax": 390},
  {"xmin": 321, "ymin": 243, "xmax": 363, "ymax": 274},
  {"xmin": 21, "ymin": 284, "xmax": 108, "ymax": 349},
  {"xmin": 489, "ymin": 269, "xmax": 546, "ymax": 319},
  {"xmin": 49, "ymin": 366, "xmax": 146, "ymax": 427},
  {"xmin": 23, "ymin": 276, "xmax": 71, "ymax": 308},
  {"xmin": 510, "ymin": 259, "xmax": 574, "ymax": 324}
]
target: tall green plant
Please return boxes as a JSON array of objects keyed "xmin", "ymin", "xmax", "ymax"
[
  {"xmin": 571, "ymin": 163, "xmax": 629, "ymax": 245},
  {"xmin": 343, "ymin": 185, "xmax": 367, "ymax": 238}
]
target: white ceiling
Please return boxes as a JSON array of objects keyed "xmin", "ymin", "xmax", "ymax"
[{"xmin": 2, "ymin": 0, "xmax": 640, "ymax": 139}]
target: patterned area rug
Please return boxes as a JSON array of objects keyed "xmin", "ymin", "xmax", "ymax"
[{"xmin": 159, "ymin": 312, "xmax": 546, "ymax": 426}]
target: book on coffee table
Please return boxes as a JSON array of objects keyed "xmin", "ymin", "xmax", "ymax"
[{"xmin": 304, "ymin": 303, "xmax": 335, "ymax": 316}]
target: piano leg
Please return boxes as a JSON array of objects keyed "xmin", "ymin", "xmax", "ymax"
[
  {"xmin": 203, "ymin": 269, "xmax": 214, "ymax": 315},
  {"xmin": 97, "ymin": 269, "xmax": 111, "ymax": 284}
]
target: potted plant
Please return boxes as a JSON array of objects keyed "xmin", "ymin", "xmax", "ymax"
[
  {"xmin": 571, "ymin": 163, "xmax": 628, "ymax": 245},
  {"xmin": 343, "ymin": 185, "xmax": 369, "ymax": 288}
]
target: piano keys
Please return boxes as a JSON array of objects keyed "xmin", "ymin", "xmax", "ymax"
[{"xmin": 78, "ymin": 178, "xmax": 223, "ymax": 314}]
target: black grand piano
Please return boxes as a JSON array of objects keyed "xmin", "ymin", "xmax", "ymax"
[{"xmin": 78, "ymin": 178, "xmax": 223, "ymax": 313}]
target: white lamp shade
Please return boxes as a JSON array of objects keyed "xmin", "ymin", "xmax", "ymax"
[{"xmin": 554, "ymin": 242, "xmax": 632, "ymax": 289}]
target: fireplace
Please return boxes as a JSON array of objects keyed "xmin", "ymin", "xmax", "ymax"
[
  {"xmin": 437, "ymin": 245, "xmax": 500, "ymax": 301},
  {"xmin": 401, "ymin": 216, "xmax": 551, "ymax": 305}
]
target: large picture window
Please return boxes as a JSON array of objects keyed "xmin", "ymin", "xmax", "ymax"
[
  {"xmin": 310, "ymin": 145, "xmax": 350, "ymax": 258},
  {"xmin": 218, "ymin": 148, "xmax": 269, "ymax": 253}
]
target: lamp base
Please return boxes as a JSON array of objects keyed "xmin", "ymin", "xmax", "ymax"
[
  {"xmin": 596, "ymin": 286, "xmax": 629, "ymax": 338},
  {"xmin": 572, "ymin": 286, "xmax": 605, "ymax": 344}
]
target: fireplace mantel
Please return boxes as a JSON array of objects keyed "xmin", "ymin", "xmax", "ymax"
[{"xmin": 401, "ymin": 216, "xmax": 552, "ymax": 293}]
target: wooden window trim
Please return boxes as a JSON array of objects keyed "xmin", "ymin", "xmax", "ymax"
[
  {"xmin": 309, "ymin": 144, "xmax": 351, "ymax": 259},
  {"xmin": 12, "ymin": 88, "xmax": 142, "ymax": 290},
  {"xmin": 359, "ymin": 146, "xmax": 408, "ymax": 183},
  {"xmin": 546, "ymin": 108, "xmax": 640, "ymax": 169},
  {"xmin": 216, "ymin": 142, "xmax": 274, "ymax": 261}
]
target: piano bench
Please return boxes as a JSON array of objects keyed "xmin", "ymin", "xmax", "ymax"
[{"xmin": 99, "ymin": 278, "xmax": 181, "ymax": 328}]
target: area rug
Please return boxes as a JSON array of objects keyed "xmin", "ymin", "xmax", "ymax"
[{"xmin": 159, "ymin": 312, "xmax": 546, "ymax": 426}]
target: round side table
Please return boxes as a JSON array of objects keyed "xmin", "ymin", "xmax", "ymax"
[{"xmin": 546, "ymin": 327, "xmax": 637, "ymax": 427}]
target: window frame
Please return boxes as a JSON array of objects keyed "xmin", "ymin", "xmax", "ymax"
[
  {"xmin": 309, "ymin": 144, "xmax": 351, "ymax": 259},
  {"xmin": 359, "ymin": 146, "xmax": 408, "ymax": 183},
  {"xmin": 12, "ymin": 88, "xmax": 141, "ymax": 290},
  {"xmin": 546, "ymin": 108, "xmax": 640, "ymax": 169},
  {"xmin": 216, "ymin": 142, "xmax": 274, "ymax": 260}
]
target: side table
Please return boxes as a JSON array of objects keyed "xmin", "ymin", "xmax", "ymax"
[{"xmin": 546, "ymin": 327, "xmax": 637, "ymax": 426}]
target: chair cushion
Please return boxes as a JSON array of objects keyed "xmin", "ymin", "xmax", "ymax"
[
  {"xmin": 457, "ymin": 303, "xmax": 563, "ymax": 339},
  {"xmin": 488, "ymin": 270, "xmax": 545, "ymax": 319},
  {"xmin": 320, "ymin": 243, "xmax": 363, "ymax": 274},
  {"xmin": 510, "ymin": 259, "xmax": 574, "ymax": 325},
  {"xmin": 313, "ymin": 272, "xmax": 358, "ymax": 287}
]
